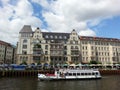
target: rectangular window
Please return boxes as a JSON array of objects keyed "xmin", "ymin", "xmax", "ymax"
[
  {"xmin": 64, "ymin": 51, "xmax": 67, "ymax": 55},
  {"xmin": 23, "ymin": 45, "xmax": 27, "ymax": 49},
  {"xmin": 64, "ymin": 46, "xmax": 67, "ymax": 49},
  {"xmin": 22, "ymin": 51, "xmax": 27, "ymax": 54},
  {"xmin": 75, "ymin": 41, "xmax": 78, "ymax": 44},
  {"xmin": 83, "ymin": 46, "xmax": 84, "ymax": 50},
  {"xmin": 45, "ymin": 45, "xmax": 48, "ymax": 49},
  {"xmin": 45, "ymin": 51, "xmax": 48, "ymax": 55},
  {"xmin": 91, "ymin": 46, "xmax": 93, "ymax": 50}
]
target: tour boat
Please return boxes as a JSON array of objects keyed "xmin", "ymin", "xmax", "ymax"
[{"xmin": 38, "ymin": 69, "xmax": 102, "ymax": 81}]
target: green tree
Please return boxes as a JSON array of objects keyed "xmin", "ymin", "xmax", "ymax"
[
  {"xmin": 90, "ymin": 60, "xmax": 98, "ymax": 64},
  {"xmin": 37, "ymin": 62, "xmax": 41, "ymax": 65},
  {"xmin": 20, "ymin": 61, "xmax": 27, "ymax": 65}
]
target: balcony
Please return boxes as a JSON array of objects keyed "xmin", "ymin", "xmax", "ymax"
[
  {"xmin": 71, "ymin": 54, "xmax": 79, "ymax": 57},
  {"xmin": 33, "ymin": 54, "xmax": 42, "ymax": 56},
  {"xmin": 33, "ymin": 56, "xmax": 41, "ymax": 60},
  {"xmin": 50, "ymin": 53, "xmax": 64, "ymax": 56},
  {"xmin": 33, "ymin": 51, "xmax": 44, "ymax": 56},
  {"xmin": 50, "ymin": 46, "xmax": 64, "ymax": 50},
  {"xmin": 71, "ymin": 47, "xmax": 79, "ymax": 51},
  {"xmin": 33, "ymin": 47, "xmax": 42, "ymax": 51},
  {"xmin": 50, "ymin": 48, "xmax": 63, "ymax": 50}
]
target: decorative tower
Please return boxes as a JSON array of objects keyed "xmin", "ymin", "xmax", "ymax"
[{"xmin": 17, "ymin": 25, "xmax": 33, "ymax": 64}]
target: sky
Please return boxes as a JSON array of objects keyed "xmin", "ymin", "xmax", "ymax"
[{"xmin": 0, "ymin": 0, "xmax": 120, "ymax": 45}]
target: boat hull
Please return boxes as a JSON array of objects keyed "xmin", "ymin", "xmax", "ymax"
[
  {"xmin": 38, "ymin": 75, "xmax": 101, "ymax": 81},
  {"xmin": 38, "ymin": 77, "xmax": 101, "ymax": 81}
]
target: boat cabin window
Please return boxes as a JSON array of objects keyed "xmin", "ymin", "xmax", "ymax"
[
  {"xmin": 81, "ymin": 73, "xmax": 84, "ymax": 75},
  {"xmin": 92, "ymin": 73, "xmax": 95, "ymax": 75},
  {"xmin": 68, "ymin": 73, "xmax": 72, "ymax": 76},
  {"xmin": 88, "ymin": 73, "xmax": 91, "ymax": 75},
  {"xmin": 85, "ymin": 73, "xmax": 88, "ymax": 75},
  {"xmin": 95, "ymin": 72, "xmax": 98, "ymax": 75},
  {"xmin": 77, "ymin": 73, "xmax": 80, "ymax": 75},
  {"xmin": 73, "ymin": 73, "xmax": 76, "ymax": 76}
]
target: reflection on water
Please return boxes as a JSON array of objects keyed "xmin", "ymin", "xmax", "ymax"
[{"xmin": 0, "ymin": 75, "xmax": 120, "ymax": 90}]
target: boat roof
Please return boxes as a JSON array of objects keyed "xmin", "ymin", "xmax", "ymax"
[{"xmin": 60, "ymin": 69, "xmax": 99, "ymax": 73}]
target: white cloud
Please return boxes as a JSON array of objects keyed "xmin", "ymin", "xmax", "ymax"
[
  {"xmin": 1, "ymin": 0, "xmax": 120, "ymax": 44},
  {"xmin": 79, "ymin": 29, "xmax": 96, "ymax": 36},
  {"xmin": 0, "ymin": 0, "xmax": 42, "ymax": 45},
  {"xmin": 34, "ymin": 0, "xmax": 120, "ymax": 36},
  {"xmin": 14, "ymin": 0, "xmax": 33, "ymax": 17},
  {"xmin": 31, "ymin": 0, "xmax": 49, "ymax": 8}
]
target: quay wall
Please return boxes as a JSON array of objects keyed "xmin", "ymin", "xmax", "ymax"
[
  {"xmin": 99, "ymin": 70, "xmax": 120, "ymax": 75},
  {"xmin": 0, "ymin": 70, "xmax": 54, "ymax": 77},
  {"xmin": 0, "ymin": 70, "xmax": 120, "ymax": 77}
]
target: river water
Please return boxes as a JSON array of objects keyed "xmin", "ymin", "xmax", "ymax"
[{"xmin": 0, "ymin": 75, "xmax": 120, "ymax": 90}]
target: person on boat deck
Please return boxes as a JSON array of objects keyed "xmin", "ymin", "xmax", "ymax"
[{"xmin": 46, "ymin": 73, "xmax": 49, "ymax": 76}]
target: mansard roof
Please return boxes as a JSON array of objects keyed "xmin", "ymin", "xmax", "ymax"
[
  {"xmin": 0, "ymin": 40, "xmax": 12, "ymax": 47},
  {"xmin": 19, "ymin": 25, "xmax": 33, "ymax": 33},
  {"xmin": 80, "ymin": 36, "xmax": 120, "ymax": 42},
  {"xmin": 42, "ymin": 32, "xmax": 70, "ymax": 40}
]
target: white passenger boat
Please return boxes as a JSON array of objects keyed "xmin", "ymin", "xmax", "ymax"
[{"xmin": 38, "ymin": 69, "xmax": 101, "ymax": 81}]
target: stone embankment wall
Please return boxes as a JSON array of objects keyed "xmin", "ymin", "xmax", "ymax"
[
  {"xmin": 0, "ymin": 70, "xmax": 54, "ymax": 77},
  {"xmin": 99, "ymin": 70, "xmax": 120, "ymax": 75},
  {"xmin": 0, "ymin": 70, "xmax": 120, "ymax": 77}
]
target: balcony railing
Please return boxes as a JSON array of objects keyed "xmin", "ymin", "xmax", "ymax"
[
  {"xmin": 33, "ymin": 56, "xmax": 41, "ymax": 60},
  {"xmin": 50, "ymin": 53, "xmax": 64, "ymax": 56},
  {"xmin": 33, "ymin": 54, "xmax": 42, "ymax": 56},
  {"xmin": 71, "ymin": 54, "xmax": 80, "ymax": 56},
  {"xmin": 33, "ymin": 47, "xmax": 42, "ymax": 51},
  {"xmin": 50, "ymin": 48, "xmax": 63, "ymax": 50},
  {"xmin": 71, "ymin": 48, "xmax": 79, "ymax": 50}
]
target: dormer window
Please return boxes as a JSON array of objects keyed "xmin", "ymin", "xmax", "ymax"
[
  {"xmin": 55, "ymin": 35, "xmax": 57, "ymax": 39},
  {"xmin": 64, "ymin": 36, "xmax": 67, "ymax": 39},
  {"xmin": 46, "ymin": 35, "xmax": 48, "ymax": 38},
  {"xmin": 59, "ymin": 36, "xmax": 62, "ymax": 39},
  {"xmin": 50, "ymin": 35, "xmax": 53, "ymax": 38}
]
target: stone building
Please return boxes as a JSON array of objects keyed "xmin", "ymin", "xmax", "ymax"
[
  {"xmin": 0, "ymin": 40, "xmax": 16, "ymax": 64},
  {"xmin": 80, "ymin": 36, "xmax": 120, "ymax": 65},
  {"xmin": 17, "ymin": 25, "xmax": 81, "ymax": 65},
  {"xmin": 17, "ymin": 25, "xmax": 120, "ymax": 66}
]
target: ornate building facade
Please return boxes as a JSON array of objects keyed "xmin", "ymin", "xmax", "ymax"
[{"xmin": 17, "ymin": 25, "xmax": 120, "ymax": 65}]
